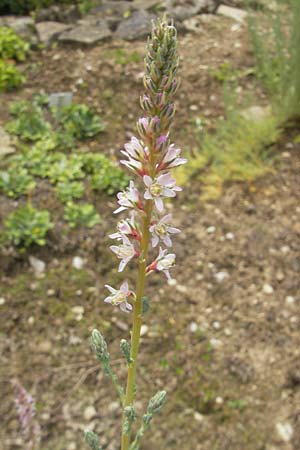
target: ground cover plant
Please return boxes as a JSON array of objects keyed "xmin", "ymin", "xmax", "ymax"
[
  {"xmin": 1, "ymin": 96, "xmax": 129, "ymax": 249},
  {"xmin": 0, "ymin": 27, "xmax": 28, "ymax": 92}
]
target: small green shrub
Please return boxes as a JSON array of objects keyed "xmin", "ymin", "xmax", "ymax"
[
  {"xmin": 4, "ymin": 204, "xmax": 53, "ymax": 248},
  {"xmin": 0, "ymin": 60, "xmax": 25, "ymax": 91},
  {"xmin": 58, "ymin": 104, "xmax": 105, "ymax": 140},
  {"xmin": 248, "ymin": 0, "xmax": 300, "ymax": 120},
  {"xmin": 0, "ymin": 27, "xmax": 29, "ymax": 61},
  {"xmin": 177, "ymin": 108, "xmax": 280, "ymax": 200},
  {"xmin": 63, "ymin": 202, "xmax": 101, "ymax": 228},
  {"xmin": 0, "ymin": 167, "xmax": 36, "ymax": 198},
  {"xmin": 47, "ymin": 154, "xmax": 85, "ymax": 183},
  {"xmin": 82, "ymin": 153, "xmax": 129, "ymax": 195},
  {"xmin": 55, "ymin": 181, "xmax": 85, "ymax": 203},
  {"xmin": 5, "ymin": 103, "xmax": 50, "ymax": 141}
]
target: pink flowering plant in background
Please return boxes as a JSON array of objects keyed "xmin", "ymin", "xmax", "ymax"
[{"xmin": 85, "ymin": 16, "xmax": 186, "ymax": 450}]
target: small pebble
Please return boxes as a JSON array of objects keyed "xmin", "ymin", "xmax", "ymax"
[
  {"xmin": 276, "ymin": 422, "xmax": 293, "ymax": 442},
  {"xmin": 140, "ymin": 325, "xmax": 148, "ymax": 336},
  {"xmin": 280, "ymin": 245, "xmax": 290, "ymax": 254},
  {"xmin": 28, "ymin": 316, "xmax": 35, "ymax": 325},
  {"xmin": 72, "ymin": 256, "xmax": 85, "ymax": 270},
  {"xmin": 263, "ymin": 284, "xmax": 274, "ymax": 295},
  {"xmin": 207, "ymin": 226, "xmax": 216, "ymax": 234},
  {"xmin": 210, "ymin": 338, "xmax": 223, "ymax": 349},
  {"xmin": 224, "ymin": 328, "xmax": 231, "ymax": 336},
  {"xmin": 214, "ymin": 271, "xmax": 229, "ymax": 283},
  {"xmin": 0, "ymin": 297, "xmax": 5, "ymax": 305},
  {"xmin": 176, "ymin": 284, "xmax": 188, "ymax": 294},
  {"xmin": 84, "ymin": 406, "xmax": 97, "ymax": 421},
  {"xmin": 225, "ymin": 232, "xmax": 234, "ymax": 240},
  {"xmin": 215, "ymin": 396, "xmax": 224, "ymax": 405},
  {"xmin": 47, "ymin": 289, "xmax": 55, "ymax": 296},
  {"xmin": 213, "ymin": 321, "xmax": 221, "ymax": 330},
  {"xmin": 189, "ymin": 322, "xmax": 198, "ymax": 333},
  {"xmin": 194, "ymin": 411, "xmax": 204, "ymax": 422},
  {"xmin": 285, "ymin": 296, "xmax": 295, "ymax": 305},
  {"xmin": 168, "ymin": 278, "xmax": 177, "ymax": 286}
]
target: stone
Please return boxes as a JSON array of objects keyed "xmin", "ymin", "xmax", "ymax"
[
  {"xmin": 0, "ymin": 297, "xmax": 6, "ymax": 305},
  {"xmin": 72, "ymin": 256, "xmax": 85, "ymax": 270},
  {"xmin": 217, "ymin": 5, "xmax": 247, "ymax": 22},
  {"xmin": 241, "ymin": 105, "xmax": 271, "ymax": 122},
  {"xmin": 36, "ymin": 21, "xmax": 72, "ymax": 46},
  {"xmin": 115, "ymin": 10, "xmax": 156, "ymax": 41},
  {"xmin": 210, "ymin": 338, "xmax": 223, "ymax": 349},
  {"xmin": 72, "ymin": 305, "xmax": 84, "ymax": 321},
  {"xmin": 84, "ymin": 405, "xmax": 97, "ymax": 421},
  {"xmin": 263, "ymin": 283, "xmax": 274, "ymax": 295},
  {"xmin": 0, "ymin": 126, "xmax": 15, "ymax": 157},
  {"xmin": 0, "ymin": 16, "xmax": 35, "ymax": 39},
  {"xmin": 59, "ymin": 23, "xmax": 112, "ymax": 45},
  {"xmin": 140, "ymin": 324, "xmax": 149, "ymax": 336},
  {"xmin": 285, "ymin": 296, "xmax": 295, "ymax": 305},
  {"xmin": 166, "ymin": 0, "xmax": 218, "ymax": 21},
  {"xmin": 29, "ymin": 255, "xmax": 46, "ymax": 275},
  {"xmin": 276, "ymin": 422, "xmax": 293, "ymax": 442},
  {"xmin": 189, "ymin": 322, "xmax": 198, "ymax": 333},
  {"xmin": 214, "ymin": 271, "xmax": 229, "ymax": 283}
]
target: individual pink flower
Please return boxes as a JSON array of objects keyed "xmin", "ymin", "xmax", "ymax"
[
  {"xmin": 149, "ymin": 214, "xmax": 180, "ymax": 247},
  {"xmin": 114, "ymin": 181, "xmax": 142, "ymax": 214},
  {"xmin": 104, "ymin": 281, "xmax": 133, "ymax": 313},
  {"xmin": 157, "ymin": 145, "xmax": 187, "ymax": 171},
  {"xmin": 146, "ymin": 247, "xmax": 176, "ymax": 280},
  {"xmin": 143, "ymin": 172, "xmax": 182, "ymax": 212},
  {"xmin": 110, "ymin": 236, "xmax": 136, "ymax": 272},
  {"xmin": 120, "ymin": 137, "xmax": 149, "ymax": 176},
  {"xmin": 155, "ymin": 134, "xmax": 168, "ymax": 152},
  {"xmin": 109, "ymin": 214, "xmax": 141, "ymax": 241}
]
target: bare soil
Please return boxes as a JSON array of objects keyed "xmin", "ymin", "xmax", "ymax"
[{"xmin": 1, "ymin": 11, "xmax": 300, "ymax": 450}]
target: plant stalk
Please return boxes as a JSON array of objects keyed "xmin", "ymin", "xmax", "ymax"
[{"xmin": 121, "ymin": 199, "xmax": 153, "ymax": 450}]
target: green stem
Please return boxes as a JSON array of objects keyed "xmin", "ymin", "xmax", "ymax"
[{"xmin": 121, "ymin": 199, "xmax": 153, "ymax": 450}]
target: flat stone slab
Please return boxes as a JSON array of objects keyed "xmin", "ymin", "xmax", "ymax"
[
  {"xmin": 59, "ymin": 22, "xmax": 112, "ymax": 44},
  {"xmin": 217, "ymin": 5, "xmax": 247, "ymax": 22},
  {"xmin": 0, "ymin": 16, "xmax": 35, "ymax": 39},
  {"xmin": 36, "ymin": 21, "xmax": 71, "ymax": 46},
  {"xmin": 115, "ymin": 10, "xmax": 156, "ymax": 40},
  {"xmin": 0, "ymin": 126, "xmax": 15, "ymax": 157},
  {"xmin": 166, "ymin": 0, "xmax": 218, "ymax": 21}
]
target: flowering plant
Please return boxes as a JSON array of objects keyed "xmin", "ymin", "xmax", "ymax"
[{"xmin": 85, "ymin": 16, "xmax": 185, "ymax": 450}]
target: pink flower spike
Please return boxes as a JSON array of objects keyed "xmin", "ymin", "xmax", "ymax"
[
  {"xmin": 149, "ymin": 214, "xmax": 180, "ymax": 248},
  {"xmin": 110, "ymin": 236, "xmax": 136, "ymax": 272},
  {"xmin": 104, "ymin": 281, "xmax": 134, "ymax": 313}
]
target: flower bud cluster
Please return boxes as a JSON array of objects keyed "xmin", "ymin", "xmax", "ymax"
[{"xmin": 104, "ymin": 17, "xmax": 186, "ymax": 313}]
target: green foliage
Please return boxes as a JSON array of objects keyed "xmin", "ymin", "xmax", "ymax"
[
  {"xmin": 57, "ymin": 104, "xmax": 105, "ymax": 140},
  {"xmin": 47, "ymin": 155, "xmax": 85, "ymax": 183},
  {"xmin": 3, "ymin": 204, "xmax": 53, "ymax": 248},
  {"xmin": 177, "ymin": 108, "xmax": 280, "ymax": 200},
  {"xmin": 86, "ymin": 153, "xmax": 129, "ymax": 195},
  {"xmin": 0, "ymin": 27, "xmax": 29, "ymax": 61},
  {"xmin": 0, "ymin": 0, "xmax": 76, "ymax": 15},
  {"xmin": 0, "ymin": 60, "xmax": 25, "ymax": 91},
  {"xmin": 5, "ymin": 102, "xmax": 50, "ymax": 141},
  {"xmin": 0, "ymin": 167, "xmax": 35, "ymax": 198},
  {"xmin": 55, "ymin": 180, "xmax": 85, "ymax": 203},
  {"xmin": 63, "ymin": 202, "xmax": 102, "ymax": 228},
  {"xmin": 248, "ymin": 0, "xmax": 300, "ymax": 120}
]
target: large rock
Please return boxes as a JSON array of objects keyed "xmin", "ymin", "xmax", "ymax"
[
  {"xmin": 0, "ymin": 16, "xmax": 35, "ymax": 40},
  {"xmin": 59, "ymin": 22, "xmax": 112, "ymax": 44},
  {"xmin": 217, "ymin": 4, "xmax": 247, "ymax": 22},
  {"xmin": 165, "ymin": 0, "xmax": 218, "ymax": 21},
  {"xmin": 115, "ymin": 10, "xmax": 156, "ymax": 40},
  {"xmin": 36, "ymin": 21, "xmax": 72, "ymax": 46}
]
